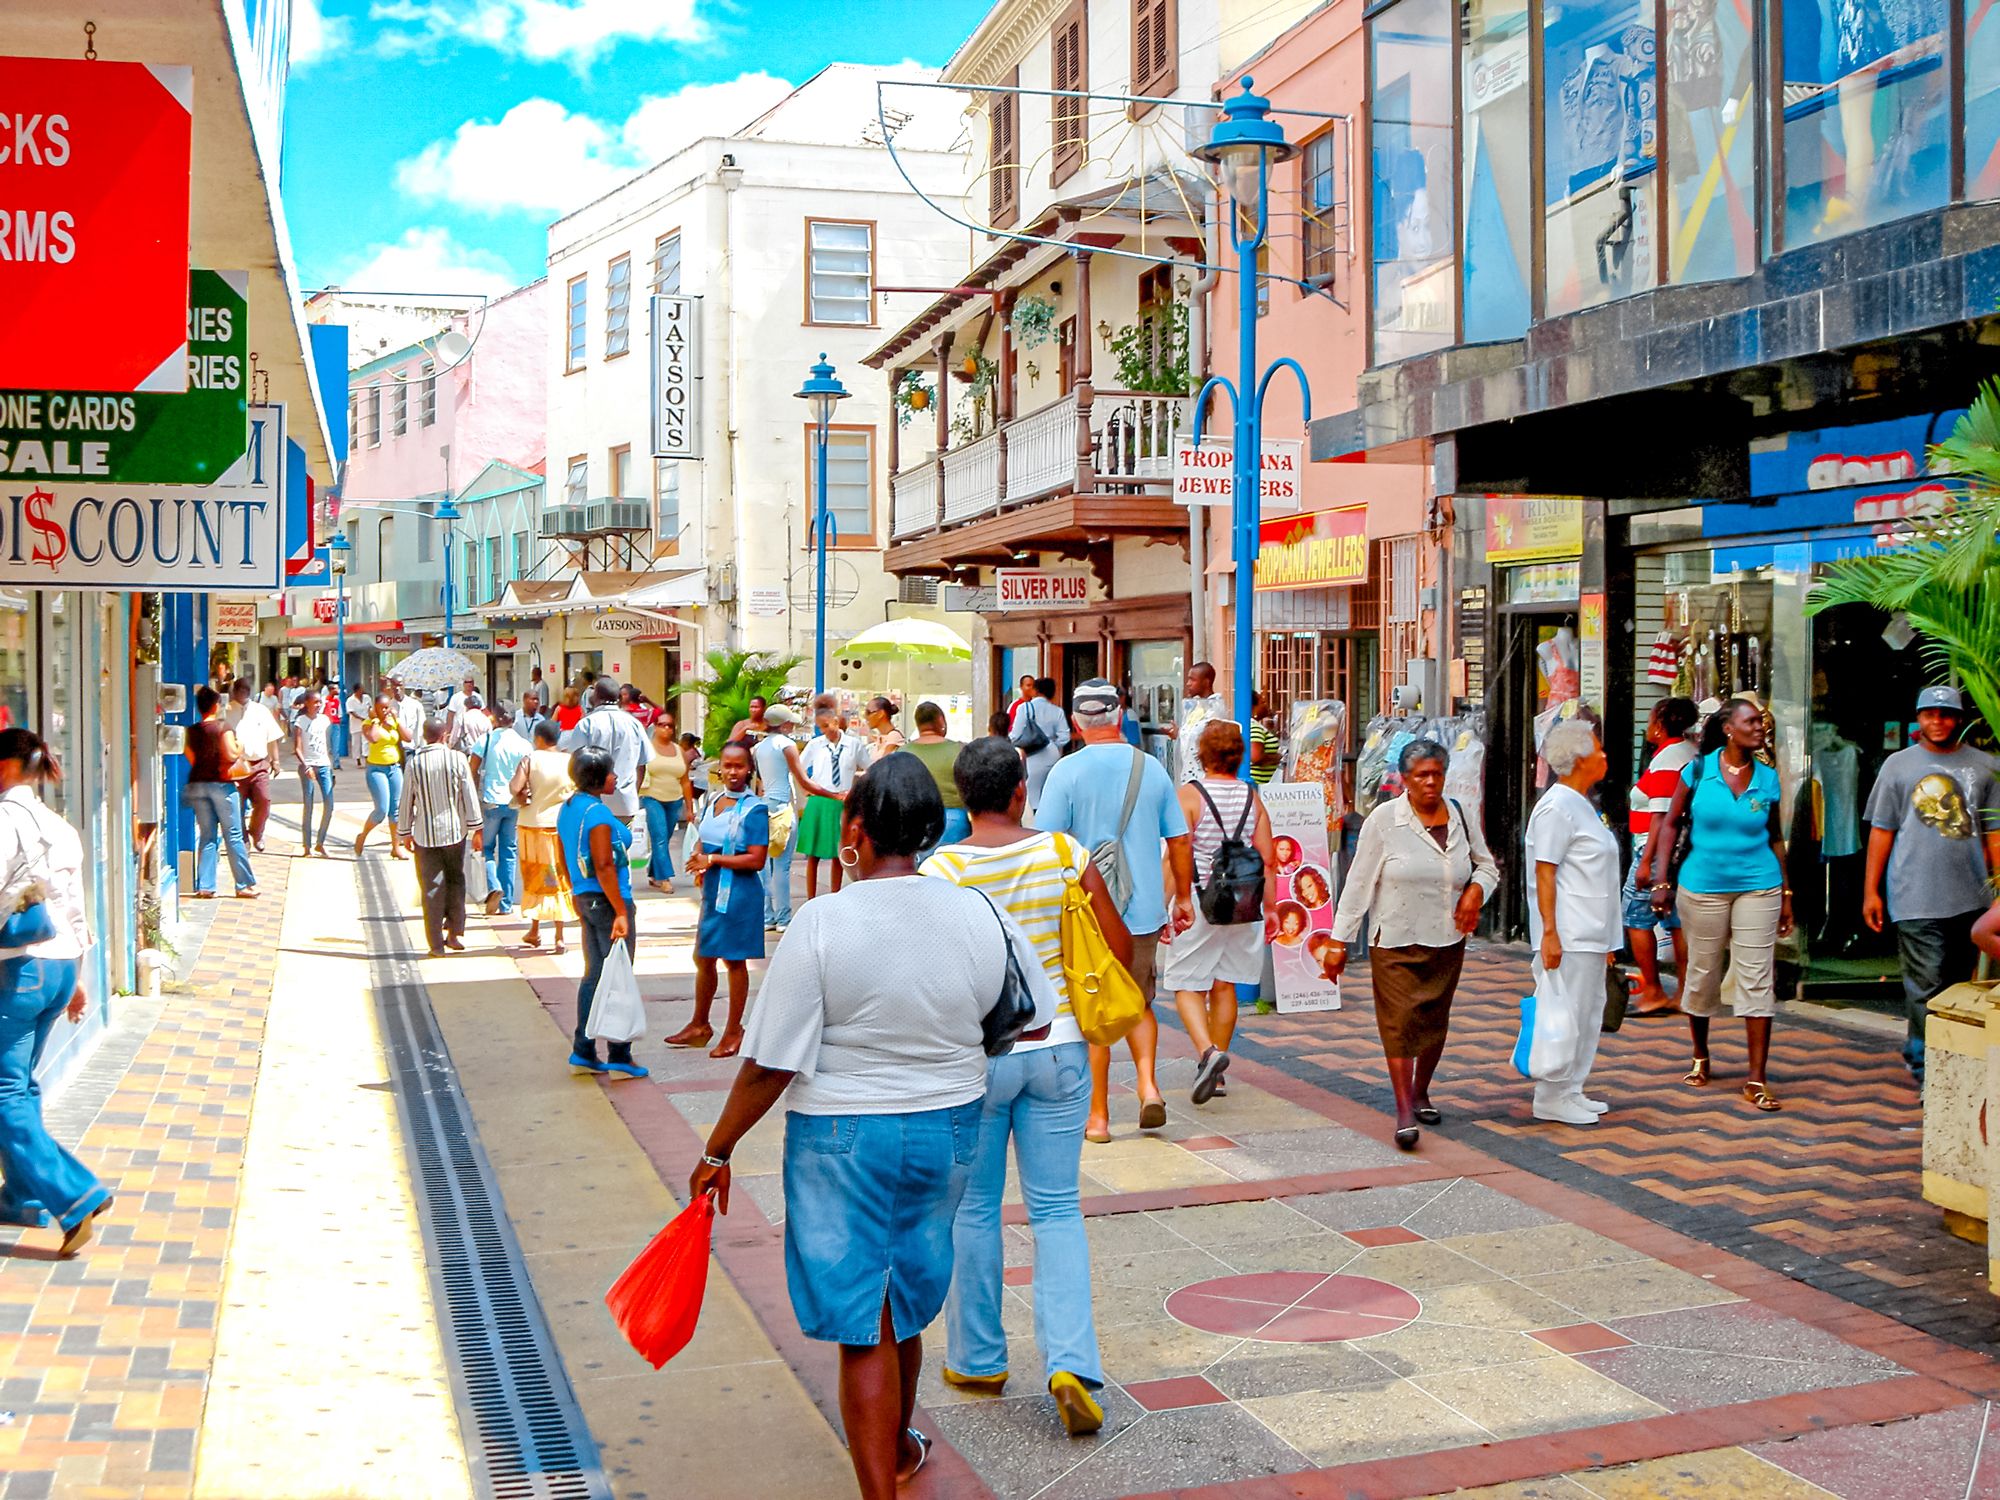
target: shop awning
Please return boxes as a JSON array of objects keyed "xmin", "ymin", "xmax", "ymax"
[
  {"xmin": 482, "ymin": 569, "xmax": 707, "ymax": 619},
  {"xmin": 288, "ymin": 618, "xmax": 405, "ymax": 639},
  {"xmin": 624, "ymin": 570, "xmax": 708, "ymax": 611}
]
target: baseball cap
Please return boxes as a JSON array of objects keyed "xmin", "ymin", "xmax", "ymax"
[
  {"xmin": 763, "ymin": 704, "xmax": 801, "ymax": 727},
  {"xmin": 1917, "ymin": 686, "xmax": 1965, "ymax": 714},
  {"xmin": 1072, "ymin": 678, "xmax": 1121, "ymax": 715}
]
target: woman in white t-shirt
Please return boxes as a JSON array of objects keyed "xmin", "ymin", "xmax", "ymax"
[
  {"xmin": 291, "ymin": 690, "xmax": 336, "ymax": 856},
  {"xmin": 920, "ymin": 735, "xmax": 1129, "ymax": 1438},
  {"xmin": 689, "ymin": 755, "xmax": 1055, "ymax": 1498},
  {"xmin": 1524, "ymin": 721, "xmax": 1623, "ymax": 1127}
]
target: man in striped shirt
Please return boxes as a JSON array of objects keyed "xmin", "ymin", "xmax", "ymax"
[
  {"xmin": 402, "ymin": 716, "xmax": 485, "ymax": 956},
  {"xmin": 1249, "ymin": 691, "xmax": 1280, "ymax": 786}
]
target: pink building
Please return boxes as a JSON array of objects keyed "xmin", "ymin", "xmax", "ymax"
[{"xmin": 1207, "ymin": 2, "xmax": 1435, "ymax": 731}]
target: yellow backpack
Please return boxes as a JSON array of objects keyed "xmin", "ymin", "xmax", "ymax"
[{"xmin": 1057, "ymin": 841, "xmax": 1146, "ymax": 1047}]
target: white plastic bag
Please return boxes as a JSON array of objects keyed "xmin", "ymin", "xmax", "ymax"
[
  {"xmin": 586, "ymin": 940, "xmax": 646, "ymax": 1044},
  {"xmin": 1522, "ymin": 961, "xmax": 1579, "ymax": 1080},
  {"xmin": 463, "ymin": 842, "xmax": 490, "ymax": 904},
  {"xmin": 627, "ymin": 812, "xmax": 653, "ymax": 867}
]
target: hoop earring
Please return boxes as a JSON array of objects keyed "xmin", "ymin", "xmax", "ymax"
[{"xmin": 838, "ymin": 845, "xmax": 860, "ymax": 869}]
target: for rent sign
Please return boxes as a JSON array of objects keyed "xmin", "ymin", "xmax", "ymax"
[
  {"xmin": 0, "ymin": 270, "xmax": 247, "ymax": 484},
  {"xmin": 0, "ymin": 404, "xmax": 286, "ymax": 591},
  {"xmin": 1255, "ymin": 507, "xmax": 1369, "ymax": 591},
  {"xmin": 996, "ymin": 566, "xmax": 1090, "ymax": 611},
  {"xmin": 0, "ymin": 56, "xmax": 193, "ymax": 392},
  {"xmin": 1173, "ymin": 439, "xmax": 1303, "ymax": 512}
]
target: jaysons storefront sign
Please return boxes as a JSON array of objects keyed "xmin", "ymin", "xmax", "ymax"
[{"xmin": 0, "ymin": 405, "xmax": 286, "ymax": 591}]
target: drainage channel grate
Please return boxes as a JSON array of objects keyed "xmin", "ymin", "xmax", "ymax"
[{"xmin": 359, "ymin": 857, "xmax": 610, "ymax": 1500}]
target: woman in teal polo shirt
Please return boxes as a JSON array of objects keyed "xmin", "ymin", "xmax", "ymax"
[{"xmin": 1643, "ymin": 698, "xmax": 1793, "ymax": 1111}]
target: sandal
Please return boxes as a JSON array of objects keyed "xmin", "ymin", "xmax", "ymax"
[
  {"xmin": 1683, "ymin": 1058, "xmax": 1711, "ymax": 1087},
  {"xmin": 1138, "ymin": 1097, "xmax": 1168, "ymax": 1131},
  {"xmin": 664, "ymin": 1023, "xmax": 715, "ymax": 1050},
  {"xmin": 1084, "ymin": 1123, "xmax": 1112, "ymax": 1145},
  {"xmin": 709, "ymin": 1031, "xmax": 744, "ymax": 1061},
  {"xmin": 897, "ymin": 1427, "xmax": 932, "ymax": 1483},
  {"xmin": 1742, "ymin": 1081, "xmax": 1782, "ymax": 1112}
]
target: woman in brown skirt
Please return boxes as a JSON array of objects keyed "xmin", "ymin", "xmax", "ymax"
[
  {"xmin": 509, "ymin": 720, "xmax": 576, "ymax": 952},
  {"xmin": 1324, "ymin": 739, "xmax": 1499, "ymax": 1149}
]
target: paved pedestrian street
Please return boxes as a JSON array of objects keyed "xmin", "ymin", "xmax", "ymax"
[{"xmin": 4, "ymin": 786, "xmax": 2000, "ymax": 1499}]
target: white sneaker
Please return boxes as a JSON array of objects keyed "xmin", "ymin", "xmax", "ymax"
[
  {"xmin": 1579, "ymin": 1096, "xmax": 1610, "ymax": 1113},
  {"xmin": 1532, "ymin": 1096, "xmax": 1598, "ymax": 1126}
]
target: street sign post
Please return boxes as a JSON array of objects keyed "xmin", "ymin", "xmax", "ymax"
[
  {"xmin": 0, "ymin": 56, "xmax": 193, "ymax": 392},
  {"xmin": 0, "ymin": 271, "xmax": 247, "ymax": 485}
]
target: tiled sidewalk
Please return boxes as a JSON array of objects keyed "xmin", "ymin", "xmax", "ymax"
[
  {"xmin": 502, "ymin": 904, "xmax": 2000, "ymax": 1500},
  {"xmin": 0, "ymin": 863, "xmax": 288, "ymax": 1498}
]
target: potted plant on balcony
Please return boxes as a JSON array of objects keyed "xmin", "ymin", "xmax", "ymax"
[
  {"xmin": 1109, "ymin": 300, "xmax": 1191, "ymax": 396},
  {"xmin": 894, "ymin": 370, "xmax": 933, "ymax": 428},
  {"xmin": 1010, "ymin": 294, "xmax": 1059, "ymax": 351}
]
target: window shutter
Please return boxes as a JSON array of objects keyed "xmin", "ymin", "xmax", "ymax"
[
  {"xmin": 1133, "ymin": 0, "xmax": 1176, "ymax": 100},
  {"xmin": 1052, "ymin": 3, "xmax": 1086, "ymax": 185},
  {"xmin": 989, "ymin": 73, "xmax": 1019, "ymax": 229}
]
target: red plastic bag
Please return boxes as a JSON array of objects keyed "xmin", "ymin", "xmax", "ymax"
[{"xmin": 605, "ymin": 1192, "xmax": 716, "ymax": 1368}]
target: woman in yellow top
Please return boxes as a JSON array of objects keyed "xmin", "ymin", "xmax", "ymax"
[
  {"xmin": 919, "ymin": 735, "xmax": 1129, "ymax": 1439},
  {"xmin": 638, "ymin": 717, "xmax": 691, "ymax": 892},
  {"xmin": 354, "ymin": 692, "xmax": 409, "ymax": 859},
  {"xmin": 509, "ymin": 720, "xmax": 576, "ymax": 952}
]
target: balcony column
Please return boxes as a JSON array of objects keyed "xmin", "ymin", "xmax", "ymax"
[
  {"xmin": 887, "ymin": 365, "xmax": 901, "ymax": 479},
  {"xmin": 996, "ymin": 289, "xmax": 1014, "ymax": 506},
  {"xmin": 1072, "ymin": 248, "xmax": 1094, "ymax": 498},
  {"xmin": 933, "ymin": 334, "xmax": 952, "ymax": 528}
]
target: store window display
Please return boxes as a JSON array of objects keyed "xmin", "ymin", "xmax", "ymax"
[
  {"xmin": 1370, "ymin": 0, "xmax": 1457, "ymax": 361},
  {"xmin": 1970, "ymin": 0, "xmax": 2000, "ymax": 200},
  {"xmin": 1779, "ymin": 0, "xmax": 1948, "ymax": 245},
  {"xmin": 1664, "ymin": 0, "xmax": 1757, "ymax": 283},
  {"xmin": 1461, "ymin": 0, "xmax": 1534, "ymax": 340},
  {"xmin": 1542, "ymin": 0, "xmax": 1658, "ymax": 316}
]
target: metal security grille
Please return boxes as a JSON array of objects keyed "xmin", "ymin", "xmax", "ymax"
[{"xmin": 359, "ymin": 859, "xmax": 608, "ymax": 1500}]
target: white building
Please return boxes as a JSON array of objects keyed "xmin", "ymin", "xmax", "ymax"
[{"xmin": 515, "ymin": 64, "xmax": 974, "ymax": 712}]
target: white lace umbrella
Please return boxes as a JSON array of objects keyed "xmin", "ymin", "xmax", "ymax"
[{"xmin": 386, "ymin": 646, "xmax": 479, "ymax": 693}]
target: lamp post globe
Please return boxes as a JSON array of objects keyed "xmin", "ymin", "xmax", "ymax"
[
  {"xmin": 1192, "ymin": 78, "xmax": 1298, "ymax": 774},
  {"xmin": 794, "ymin": 354, "xmax": 851, "ymax": 695}
]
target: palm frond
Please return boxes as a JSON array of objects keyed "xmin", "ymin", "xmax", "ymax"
[{"xmin": 1931, "ymin": 378, "xmax": 2000, "ymax": 490}]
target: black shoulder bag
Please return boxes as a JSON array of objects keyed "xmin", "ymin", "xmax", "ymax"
[{"xmin": 970, "ymin": 887, "xmax": 1039, "ymax": 1056}]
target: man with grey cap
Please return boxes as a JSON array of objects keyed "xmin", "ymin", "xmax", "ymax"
[
  {"xmin": 1034, "ymin": 678, "xmax": 1195, "ymax": 1141},
  {"xmin": 1862, "ymin": 685, "xmax": 2000, "ymax": 1083}
]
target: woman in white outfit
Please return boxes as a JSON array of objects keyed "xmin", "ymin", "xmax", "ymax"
[
  {"xmin": 1165, "ymin": 720, "xmax": 1277, "ymax": 1106},
  {"xmin": 1525, "ymin": 721, "xmax": 1623, "ymax": 1125}
]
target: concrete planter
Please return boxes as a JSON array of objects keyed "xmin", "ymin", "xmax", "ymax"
[{"xmin": 1924, "ymin": 980, "xmax": 1996, "ymax": 1250}]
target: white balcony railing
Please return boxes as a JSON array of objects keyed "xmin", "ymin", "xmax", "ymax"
[
  {"xmin": 941, "ymin": 430, "xmax": 1002, "ymax": 525},
  {"xmin": 890, "ymin": 462, "xmax": 939, "ymax": 540},
  {"xmin": 888, "ymin": 390, "xmax": 1189, "ymax": 544}
]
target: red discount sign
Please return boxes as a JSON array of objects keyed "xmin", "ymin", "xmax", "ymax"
[{"xmin": 0, "ymin": 56, "xmax": 193, "ymax": 392}]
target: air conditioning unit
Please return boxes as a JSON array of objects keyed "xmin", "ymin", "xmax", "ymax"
[
  {"xmin": 539, "ymin": 504, "xmax": 589, "ymax": 539},
  {"xmin": 603, "ymin": 500, "xmax": 649, "ymax": 532},
  {"xmin": 898, "ymin": 576, "xmax": 939, "ymax": 605}
]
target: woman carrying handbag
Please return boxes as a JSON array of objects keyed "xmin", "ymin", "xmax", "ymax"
[
  {"xmin": 182, "ymin": 685, "xmax": 258, "ymax": 897},
  {"xmin": 0, "ymin": 729, "xmax": 112, "ymax": 1255},
  {"xmin": 920, "ymin": 736, "xmax": 1130, "ymax": 1438},
  {"xmin": 1166, "ymin": 721, "xmax": 1280, "ymax": 1107}
]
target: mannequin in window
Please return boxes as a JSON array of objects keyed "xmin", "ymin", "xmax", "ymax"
[{"xmin": 1538, "ymin": 623, "xmax": 1582, "ymax": 709}]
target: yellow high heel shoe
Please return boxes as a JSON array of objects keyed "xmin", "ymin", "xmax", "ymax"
[{"xmin": 1049, "ymin": 1371, "xmax": 1103, "ymax": 1436}]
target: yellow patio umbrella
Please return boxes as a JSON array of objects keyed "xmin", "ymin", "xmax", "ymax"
[{"xmin": 836, "ymin": 619, "xmax": 973, "ymax": 731}]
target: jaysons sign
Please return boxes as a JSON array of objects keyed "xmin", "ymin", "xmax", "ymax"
[{"xmin": 0, "ymin": 405, "xmax": 286, "ymax": 591}]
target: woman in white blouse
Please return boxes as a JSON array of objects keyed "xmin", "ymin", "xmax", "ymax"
[
  {"xmin": 0, "ymin": 729, "xmax": 112, "ymax": 1256},
  {"xmin": 1326, "ymin": 738, "xmax": 1499, "ymax": 1149},
  {"xmin": 689, "ymin": 754, "xmax": 1055, "ymax": 1498}
]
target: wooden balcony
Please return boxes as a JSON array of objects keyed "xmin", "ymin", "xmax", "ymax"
[{"xmin": 886, "ymin": 387, "xmax": 1189, "ymax": 574}]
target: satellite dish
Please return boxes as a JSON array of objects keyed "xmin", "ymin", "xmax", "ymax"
[{"xmin": 432, "ymin": 329, "xmax": 473, "ymax": 368}]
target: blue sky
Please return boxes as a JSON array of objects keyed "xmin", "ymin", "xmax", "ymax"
[{"xmin": 282, "ymin": 0, "xmax": 992, "ymax": 294}]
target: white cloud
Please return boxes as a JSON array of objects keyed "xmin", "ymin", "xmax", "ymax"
[
  {"xmin": 334, "ymin": 226, "xmax": 519, "ymax": 297},
  {"xmin": 367, "ymin": 0, "xmax": 704, "ymax": 66},
  {"xmin": 396, "ymin": 73, "xmax": 794, "ymax": 216},
  {"xmin": 290, "ymin": 0, "xmax": 352, "ymax": 68}
]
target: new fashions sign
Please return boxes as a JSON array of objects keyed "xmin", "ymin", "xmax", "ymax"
[
  {"xmin": 0, "ymin": 56, "xmax": 194, "ymax": 392},
  {"xmin": 1482, "ymin": 495, "xmax": 1584, "ymax": 562},
  {"xmin": 1254, "ymin": 507, "xmax": 1368, "ymax": 591},
  {"xmin": 0, "ymin": 404, "xmax": 286, "ymax": 591},
  {"xmin": 0, "ymin": 271, "xmax": 248, "ymax": 485}
]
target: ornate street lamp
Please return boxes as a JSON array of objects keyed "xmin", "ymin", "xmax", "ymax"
[
  {"xmin": 1191, "ymin": 79, "xmax": 1312, "ymax": 776},
  {"xmin": 795, "ymin": 354, "xmax": 851, "ymax": 695}
]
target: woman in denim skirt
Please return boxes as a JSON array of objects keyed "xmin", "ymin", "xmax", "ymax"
[{"xmin": 690, "ymin": 755, "xmax": 1053, "ymax": 1498}]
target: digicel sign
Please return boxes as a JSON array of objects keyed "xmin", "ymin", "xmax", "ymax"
[{"xmin": 0, "ymin": 57, "xmax": 193, "ymax": 393}]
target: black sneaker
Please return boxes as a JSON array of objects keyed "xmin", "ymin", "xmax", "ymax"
[{"xmin": 1191, "ymin": 1047, "xmax": 1230, "ymax": 1106}]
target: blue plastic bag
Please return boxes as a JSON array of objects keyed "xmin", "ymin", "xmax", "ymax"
[{"xmin": 1511, "ymin": 994, "xmax": 1537, "ymax": 1078}]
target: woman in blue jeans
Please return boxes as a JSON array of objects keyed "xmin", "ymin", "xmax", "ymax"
[
  {"xmin": 919, "ymin": 735, "xmax": 1129, "ymax": 1438},
  {"xmin": 0, "ymin": 728, "xmax": 113, "ymax": 1255},
  {"xmin": 637, "ymin": 719, "xmax": 688, "ymax": 891},
  {"xmin": 555, "ymin": 747, "xmax": 649, "ymax": 1080},
  {"xmin": 690, "ymin": 755, "xmax": 1050, "ymax": 1498},
  {"xmin": 181, "ymin": 685, "xmax": 257, "ymax": 897}
]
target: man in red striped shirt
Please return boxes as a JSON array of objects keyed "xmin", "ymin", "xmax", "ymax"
[{"xmin": 1624, "ymin": 697, "xmax": 1700, "ymax": 1014}]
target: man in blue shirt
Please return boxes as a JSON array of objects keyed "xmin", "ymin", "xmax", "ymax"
[
  {"xmin": 468, "ymin": 703, "xmax": 532, "ymax": 917},
  {"xmin": 1034, "ymin": 678, "xmax": 1194, "ymax": 1142}
]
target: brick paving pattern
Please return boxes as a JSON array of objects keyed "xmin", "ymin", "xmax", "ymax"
[
  {"xmin": 1231, "ymin": 943, "xmax": 2000, "ymax": 1358},
  {"xmin": 0, "ymin": 866, "xmax": 287, "ymax": 1499}
]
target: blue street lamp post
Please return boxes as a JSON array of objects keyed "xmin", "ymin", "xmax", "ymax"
[
  {"xmin": 436, "ymin": 496, "xmax": 463, "ymax": 650},
  {"xmin": 1191, "ymin": 80, "xmax": 1312, "ymax": 780},
  {"xmin": 327, "ymin": 531, "xmax": 351, "ymax": 759},
  {"xmin": 795, "ymin": 355, "xmax": 851, "ymax": 695}
]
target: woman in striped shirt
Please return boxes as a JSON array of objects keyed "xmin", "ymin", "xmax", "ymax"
[
  {"xmin": 921, "ymin": 736, "xmax": 1130, "ymax": 1439},
  {"xmin": 1249, "ymin": 691, "xmax": 1281, "ymax": 786}
]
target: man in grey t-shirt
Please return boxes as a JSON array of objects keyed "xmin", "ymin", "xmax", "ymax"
[{"xmin": 1863, "ymin": 686, "xmax": 2000, "ymax": 1083}]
